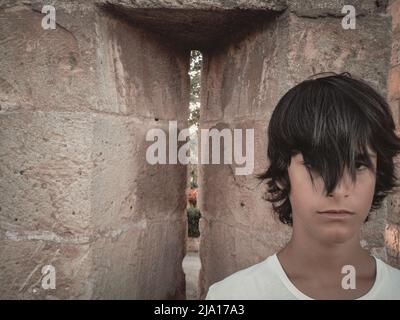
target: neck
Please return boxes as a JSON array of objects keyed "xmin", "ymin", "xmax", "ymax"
[{"xmin": 280, "ymin": 226, "xmax": 369, "ymax": 273}]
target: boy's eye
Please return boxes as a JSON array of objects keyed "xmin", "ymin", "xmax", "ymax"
[
  {"xmin": 355, "ymin": 162, "xmax": 367, "ymax": 171},
  {"xmin": 302, "ymin": 162, "xmax": 314, "ymax": 170},
  {"xmin": 302, "ymin": 161, "xmax": 368, "ymax": 172}
]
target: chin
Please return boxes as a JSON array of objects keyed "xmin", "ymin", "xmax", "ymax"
[{"xmin": 318, "ymin": 227, "xmax": 356, "ymax": 245}]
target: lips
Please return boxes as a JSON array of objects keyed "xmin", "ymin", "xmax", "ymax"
[
  {"xmin": 317, "ymin": 209, "xmax": 355, "ymax": 218},
  {"xmin": 318, "ymin": 209, "xmax": 354, "ymax": 214}
]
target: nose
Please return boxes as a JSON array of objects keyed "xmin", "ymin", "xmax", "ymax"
[{"xmin": 327, "ymin": 170, "xmax": 353, "ymax": 198}]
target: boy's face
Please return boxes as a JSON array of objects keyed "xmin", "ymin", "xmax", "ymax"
[{"xmin": 286, "ymin": 149, "xmax": 377, "ymax": 244}]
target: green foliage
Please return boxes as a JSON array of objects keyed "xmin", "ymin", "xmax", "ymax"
[
  {"xmin": 188, "ymin": 50, "xmax": 202, "ymax": 130},
  {"xmin": 188, "ymin": 105, "xmax": 200, "ymax": 129},
  {"xmin": 189, "ymin": 50, "xmax": 202, "ymax": 104}
]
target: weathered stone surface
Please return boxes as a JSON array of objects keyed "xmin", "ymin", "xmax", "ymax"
[
  {"xmin": 389, "ymin": 65, "xmax": 400, "ymax": 100},
  {"xmin": 386, "ymin": 0, "xmax": 400, "ymax": 268},
  {"xmin": 0, "ymin": 238, "xmax": 92, "ymax": 299},
  {"xmin": 200, "ymin": 14, "xmax": 287, "ymax": 122},
  {"xmin": 100, "ymin": 0, "xmax": 287, "ymax": 10},
  {"xmin": 96, "ymin": 4, "xmax": 281, "ymax": 50},
  {"xmin": 0, "ymin": 111, "xmax": 93, "ymax": 235},
  {"xmin": 288, "ymin": 0, "xmax": 386, "ymax": 17},
  {"xmin": 0, "ymin": 0, "xmax": 286, "ymax": 10},
  {"xmin": 0, "ymin": 111, "xmax": 188, "ymax": 299},
  {"xmin": 0, "ymin": 4, "xmax": 99, "ymax": 113},
  {"xmin": 285, "ymin": 13, "xmax": 391, "ymax": 95},
  {"xmin": 90, "ymin": 220, "xmax": 187, "ymax": 299},
  {"xmin": 95, "ymin": 9, "xmax": 190, "ymax": 117},
  {"xmin": 91, "ymin": 114, "xmax": 189, "ymax": 231},
  {"xmin": 360, "ymin": 203, "xmax": 389, "ymax": 255},
  {"xmin": 391, "ymin": 35, "xmax": 400, "ymax": 66},
  {"xmin": 200, "ymin": 11, "xmax": 391, "ymax": 121},
  {"xmin": 386, "ymin": 223, "xmax": 400, "ymax": 259},
  {"xmin": 0, "ymin": 219, "xmax": 187, "ymax": 299},
  {"xmin": 0, "ymin": 1, "xmax": 189, "ymax": 299},
  {"xmin": 0, "ymin": 0, "xmax": 398, "ymax": 299},
  {"xmin": 389, "ymin": 0, "xmax": 400, "ymax": 32}
]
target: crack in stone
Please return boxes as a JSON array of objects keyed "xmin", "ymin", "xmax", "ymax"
[{"xmin": 4, "ymin": 219, "xmax": 148, "ymax": 244}]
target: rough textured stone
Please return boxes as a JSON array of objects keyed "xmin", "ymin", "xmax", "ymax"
[
  {"xmin": 389, "ymin": 0, "xmax": 400, "ymax": 32},
  {"xmin": 0, "ymin": 0, "xmax": 398, "ymax": 299},
  {"xmin": 0, "ymin": 238, "xmax": 92, "ymax": 299},
  {"xmin": 288, "ymin": 0, "xmax": 386, "ymax": 17},
  {"xmin": 0, "ymin": 111, "xmax": 189, "ymax": 299},
  {"xmin": 285, "ymin": 13, "xmax": 391, "ymax": 95},
  {"xmin": 386, "ymin": 0, "xmax": 400, "ymax": 268},
  {"xmin": 0, "ymin": 4, "xmax": 99, "ymax": 113},
  {"xmin": 90, "ymin": 220, "xmax": 187, "ymax": 299},
  {"xmin": 100, "ymin": 0, "xmax": 287, "ymax": 10},
  {"xmin": 387, "ymin": 200, "xmax": 400, "ymax": 228},
  {"xmin": 0, "ymin": 111, "xmax": 93, "ymax": 235},
  {"xmin": 0, "ymin": 1, "xmax": 189, "ymax": 299},
  {"xmin": 95, "ymin": 9, "xmax": 190, "ymax": 118},
  {"xmin": 389, "ymin": 65, "xmax": 400, "ymax": 100},
  {"xmin": 96, "ymin": 4, "xmax": 282, "ymax": 50},
  {"xmin": 386, "ymin": 223, "xmax": 400, "ymax": 259},
  {"xmin": 391, "ymin": 35, "xmax": 400, "ymax": 66}
]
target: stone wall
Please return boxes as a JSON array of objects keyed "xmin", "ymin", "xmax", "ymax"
[
  {"xmin": 0, "ymin": 0, "xmax": 397, "ymax": 299},
  {"xmin": 386, "ymin": 0, "xmax": 400, "ymax": 268},
  {"xmin": 0, "ymin": 1, "xmax": 189, "ymax": 299}
]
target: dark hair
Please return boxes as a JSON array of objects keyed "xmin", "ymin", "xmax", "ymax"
[{"xmin": 257, "ymin": 72, "xmax": 400, "ymax": 226}]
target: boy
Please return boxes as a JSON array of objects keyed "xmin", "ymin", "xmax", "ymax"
[{"xmin": 205, "ymin": 72, "xmax": 400, "ymax": 300}]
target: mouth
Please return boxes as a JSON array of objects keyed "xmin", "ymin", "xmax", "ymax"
[{"xmin": 317, "ymin": 209, "xmax": 355, "ymax": 219}]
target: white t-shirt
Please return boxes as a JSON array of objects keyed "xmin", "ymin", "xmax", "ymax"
[{"xmin": 205, "ymin": 253, "xmax": 400, "ymax": 300}]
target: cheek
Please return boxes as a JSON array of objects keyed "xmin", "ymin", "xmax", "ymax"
[
  {"xmin": 354, "ymin": 171, "xmax": 376, "ymax": 206},
  {"xmin": 288, "ymin": 168, "xmax": 323, "ymax": 211}
]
